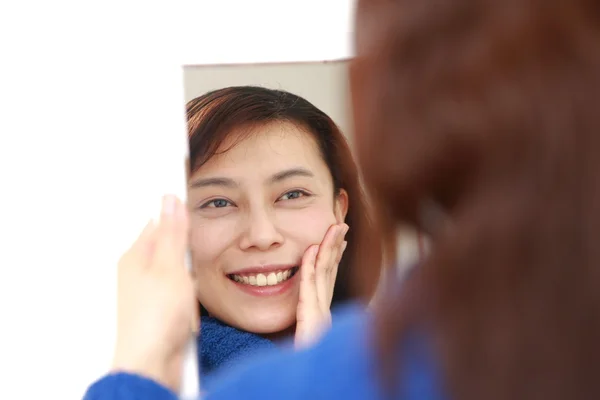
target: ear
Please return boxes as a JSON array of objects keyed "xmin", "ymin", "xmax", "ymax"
[{"xmin": 334, "ymin": 189, "xmax": 349, "ymax": 223}]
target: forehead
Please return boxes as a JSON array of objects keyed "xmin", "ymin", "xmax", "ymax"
[{"xmin": 193, "ymin": 121, "xmax": 326, "ymax": 177}]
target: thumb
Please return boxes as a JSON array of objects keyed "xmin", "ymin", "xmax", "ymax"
[
  {"xmin": 151, "ymin": 195, "xmax": 189, "ymax": 272},
  {"xmin": 117, "ymin": 219, "xmax": 157, "ymax": 271}
]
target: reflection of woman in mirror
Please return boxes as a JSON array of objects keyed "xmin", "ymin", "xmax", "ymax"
[{"xmin": 185, "ymin": 86, "xmax": 382, "ymax": 381}]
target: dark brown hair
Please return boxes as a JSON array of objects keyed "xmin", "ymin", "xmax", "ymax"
[
  {"xmin": 186, "ymin": 86, "xmax": 382, "ymax": 315},
  {"xmin": 351, "ymin": 0, "xmax": 600, "ymax": 398}
]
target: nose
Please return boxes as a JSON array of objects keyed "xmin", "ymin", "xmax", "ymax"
[{"xmin": 238, "ymin": 208, "xmax": 284, "ymax": 251}]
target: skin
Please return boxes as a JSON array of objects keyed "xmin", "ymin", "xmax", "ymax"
[{"xmin": 187, "ymin": 121, "xmax": 349, "ymax": 336}]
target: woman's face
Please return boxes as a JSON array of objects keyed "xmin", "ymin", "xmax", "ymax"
[{"xmin": 187, "ymin": 121, "xmax": 348, "ymax": 334}]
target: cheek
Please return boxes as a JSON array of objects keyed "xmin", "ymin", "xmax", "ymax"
[
  {"xmin": 278, "ymin": 205, "xmax": 337, "ymax": 245},
  {"xmin": 189, "ymin": 217, "xmax": 237, "ymax": 270}
]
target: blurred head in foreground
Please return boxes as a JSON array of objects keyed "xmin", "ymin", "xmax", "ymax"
[{"xmin": 351, "ymin": 0, "xmax": 600, "ymax": 399}]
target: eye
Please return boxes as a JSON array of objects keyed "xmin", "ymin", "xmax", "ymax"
[
  {"xmin": 201, "ymin": 198, "xmax": 232, "ymax": 208},
  {"xmin": 278, "ymin": 190, "xmax": 309, "ymax": 201}
]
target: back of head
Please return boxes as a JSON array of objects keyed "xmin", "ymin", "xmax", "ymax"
[{"xmin": 351, "ymin": 0, "xmax": 600, "ymax": 398}]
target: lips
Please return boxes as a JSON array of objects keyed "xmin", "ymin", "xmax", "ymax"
[{"xmin": 225, "ymin": 264, "xmax": 300, "ymax": 297}]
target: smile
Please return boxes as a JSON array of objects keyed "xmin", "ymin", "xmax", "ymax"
[{"xmin": 228, "ymin": 267, "xmax": 300, "ymax": 287}]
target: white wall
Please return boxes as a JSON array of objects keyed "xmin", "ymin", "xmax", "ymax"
[{"xmin": 184, "ymin": 62, "xmax": 352, "ymax": 141}]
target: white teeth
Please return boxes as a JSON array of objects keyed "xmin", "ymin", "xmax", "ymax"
[
  {"xmin": 267, "ymin": 272, "xmax": 278, "ymax": 285},
  {"xmin": 231, "ymin": 268, "xmax": 296, "ymax": 286},
  {"xmin": 256, "ymin": 273, "xmax": 267, "ymax": 286}
]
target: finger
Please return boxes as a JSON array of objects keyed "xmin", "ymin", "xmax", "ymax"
[
  {"xmin": 117, "ymin": 219, "xmax": 157, "ymax": 270},
  {"xmin": 335, "ymin": 240, "xmax": 348, "ymax": 265},
  {"xmin": 329, "ymin": 224, "xmax": 348, "ymax": 266},
  {"xmin": 298, "ymin": 245, "xmax": 320, "ymax": 317},
  {"xmin": 323, "ymin": 240, "xmax": 347, "ymax": 309},
  {"xmin": 296, "ymin": 245, "xmax": 320, "ymax": 348},
  {"xmin": 150, "ymin": 195, "xmax": 189, "ymax": 271},
  {"xmin": 315, "ymin": 224, "xmax": 345, "ymax": 304},
  {"xmin": 315, "ymin": 224, "xmax": 341, "ymax": 275},
  {"xmin": 317, "ymin": 224, "xmax": 348, "ymax": 311}
]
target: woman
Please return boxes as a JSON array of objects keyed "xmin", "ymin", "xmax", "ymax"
[
  {"xmin": 84, "ymin": 0, "xmax": 600, "ymax": 399},
  {"xmin": 187, "ymin": 86, "xmax": 381, "ymax": 381}
]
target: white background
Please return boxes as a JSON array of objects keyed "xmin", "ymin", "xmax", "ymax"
[{"xmin": 0, "ymin": 1, "xmax": 356, "ymax": 399}]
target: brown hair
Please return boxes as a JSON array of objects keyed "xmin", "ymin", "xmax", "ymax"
[
  {"xmin": 351, "ymin": 0, "xmax": 600, "ymax": 398},
  {"xmin": 186, "ymin": 86, "xmax": 382, "ymax": 314}
]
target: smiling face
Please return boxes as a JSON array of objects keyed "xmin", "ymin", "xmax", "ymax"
[{"xmin": 187, "ymin": 121, "xmax": 348, "ymax": 334}]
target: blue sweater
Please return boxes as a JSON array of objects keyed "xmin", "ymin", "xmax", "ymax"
[
  {"xmin": 83, "ymin": 304, "xmax": 445, "ymax": 400},
  {"xmin": 199, "ymin": 316, "xmax": 277, "ymax": 389}
]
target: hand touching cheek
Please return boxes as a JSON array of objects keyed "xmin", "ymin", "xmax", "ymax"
[{"xmin": 295, "ymin": 223, "xmax": 349, "ymax": 349}]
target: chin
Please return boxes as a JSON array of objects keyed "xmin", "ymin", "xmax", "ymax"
[{"xmin": 238, "ymin": 310, "xmax": 297, "ymax": 335}]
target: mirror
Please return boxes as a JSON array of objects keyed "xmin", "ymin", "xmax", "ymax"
[
  {"xmin": 182, "ymin": 61, "xmax": 423, "ymax": 387},
  {"xmin": 184, "ymin": 61, "xmax": 355, "ymax": 386}
]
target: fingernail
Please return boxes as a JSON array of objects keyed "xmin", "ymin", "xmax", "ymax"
[
  {"xmin": 162, "ymin": 195, "xmax": 177, "ymax": 216},
  {"xmin": 341, "ymin": 241, "xmax": 348, "ymax": 252},
  {"xmin": 342, "ymin": 224, "xmax": 349, "ymax": 235}
]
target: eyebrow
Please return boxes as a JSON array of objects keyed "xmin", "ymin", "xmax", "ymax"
[
  {"xmin": 189, "ymin": 176, "xmax": 237, "ymax": 189},
  {"xmin": 189, "ymin": 167, "xmax": 314, "ymax": 189},
  {"xmin": 268, "ymin": 167, "xmax": 314, "ymax": 184}
]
